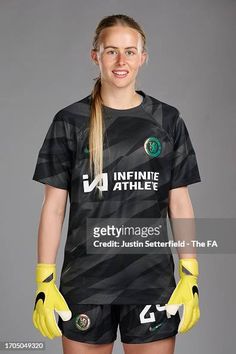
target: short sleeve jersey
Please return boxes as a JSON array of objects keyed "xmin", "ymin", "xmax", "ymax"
[{"xmin": 32, "ymin": 90, "xmax": 201, "ymax": 305}]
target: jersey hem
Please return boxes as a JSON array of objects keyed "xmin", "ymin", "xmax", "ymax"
[
  {"xmin": 32, "ymin": 176, "xmax": 69, "ymax": 191},
  {"xmin": 169, "ymin": 176, "xmax": 201, "ymax": 190},
  {"xmin": 62, "ymin": 287, "xmax": 176, "ymax": 305}
]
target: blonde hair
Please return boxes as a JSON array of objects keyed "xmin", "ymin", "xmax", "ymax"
[{"xmin": 89, "ymin": 14, "xmax": 148, "ymax": 199}]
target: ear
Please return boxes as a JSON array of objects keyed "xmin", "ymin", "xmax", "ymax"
[
  {"xmin": 91, "ymin": 49, "xmax": 99, "ymax": 65},
  {"xmin": 140, "ymin": 51, "xmax": 148, "ymax": 67}
]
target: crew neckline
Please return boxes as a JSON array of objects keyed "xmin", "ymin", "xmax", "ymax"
[{"xmin": 101, "ymin": 90, "xmax": 146, "ymax": 113}]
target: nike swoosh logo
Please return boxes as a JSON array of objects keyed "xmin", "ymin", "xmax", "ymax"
[
  {"xmin": 192, "ymin": 285, "xmax": 199, "ymax": 296},
  {"xmin": 149, "ymin": 322, "xmax": 163, "ymax": 332},
  {"xmin": 84, "ymin": 146, "xmax": 89, "ymax": 154},
  {"xmin": 34, "ymin": 292, "xmax": 45, "ymax": 310}
]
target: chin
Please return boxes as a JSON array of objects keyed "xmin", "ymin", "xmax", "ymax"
[{"xmin": 111, "ymin": 78, "xmax": 134, "ymax": 87}]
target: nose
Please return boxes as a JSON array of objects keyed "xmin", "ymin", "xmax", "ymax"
[{"xmin": 116, "ymin": 52, "xmax": 126, "ymax": 65}]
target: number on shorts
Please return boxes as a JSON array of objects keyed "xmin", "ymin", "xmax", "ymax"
[{"xmin": 139, "ymin": 304, "xmax": 166, "ymax": 324}]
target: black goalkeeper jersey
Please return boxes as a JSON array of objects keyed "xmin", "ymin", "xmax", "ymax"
[{"xmin": 32, "ymin": 90, "xmax": 201, "ymax": 305}]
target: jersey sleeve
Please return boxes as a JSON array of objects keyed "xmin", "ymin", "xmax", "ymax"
[
  {"xmin": 32, "ymin": 112, "xmax": 74, "ymax": 190},
  {"xmin": 169, "ymin": 112, "xmax": 201, "ymax": 189}
]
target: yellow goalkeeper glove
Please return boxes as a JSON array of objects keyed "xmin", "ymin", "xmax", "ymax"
[
  {"xmin": 32, "ymin": 263, "xmax": 72, "ymax": 339},
  {"xmin": 165, "ymin": 258, "xmax": 200, "ymax": 333}
]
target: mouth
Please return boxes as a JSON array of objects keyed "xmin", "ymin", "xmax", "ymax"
[{"xmin": 112, "ymin": 70, "xmax": 129, "ymax": 78}]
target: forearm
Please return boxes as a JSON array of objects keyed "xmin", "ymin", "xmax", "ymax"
[
  {"xmin": 37, "ymin": 202, "xmax": 64, "ymax": 264},
  {"xmin": 168, "ymin": 190, "xmax": 197, "ymax": 259}
]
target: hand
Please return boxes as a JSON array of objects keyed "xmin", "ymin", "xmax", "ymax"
[
  {"xmin": 165, "ymin": 258, "xmax": 200, "ymax": 333},
  {"xmin": 32, "ymin": 263, "xmax": 72, "ymax": 339}
]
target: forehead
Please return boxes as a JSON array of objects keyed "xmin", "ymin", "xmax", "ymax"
[{"xmin": 99, "ymin": 25, "xmax": 142, "ymax": 50}]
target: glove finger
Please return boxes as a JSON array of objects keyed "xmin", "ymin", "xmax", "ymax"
[
  {"xmin": 165, "ymin": 303, "xmax": 181, "ymax": 316},
  {"xmin": 178, "ymin": 302, "xmax": 194, "ymax": 333},
  {"xmin": 187, "ymin": 307, "xmax": 199, "ymax": 332},
  {"xmin": 32, "ymin": 310, "xmax": 38, "ymax": 330},
  {"xmin": 53, "ymin": 289, "xmax": 72, "ymax": 321},
  {"xmin": 36, "ymin": 313, "xmax": 47, "ymax": 338},
  {"xmin": 55, "ymin": 309, "xmax": 72, "ymax": 322},
  {"xmin": 34, "ymin": 301, "xmax": 54, "ymax": 338},
  {"xmin": 192, "ymin": 293, "xmax": 200, "ymax": 322},
  {"xmin": 39, "ymin": 314, "xmax": 55, "ymax": 340},
  {"xmin": 39, "ymin": 314, "xmax": 51, "ymax": 338},
  {"xmin": 178, "ymin": 304, "xmax": 185, "ymax": 333},
  {"xmin": 35, "ymin": 312, "xmax": 42, "ymax": 334},
  {"xmin": 44, "ymin": 310, "xmax": 62, "ymax": 337},
  {"xmin": 189, "ymin": 297, "xmax": 200, "ymax": 329},
  {"xmin": 35, "ymin": 302, "xmax": 48, "ymax": 337},
  {"xmin": 54, "ymin": 291, "xmax": 72, "ymax": 319},
  {"xmin": 196, "ymin": 305, "xmax": 200, "ymax": 322},
  {"xmin": 167, "ymin": 288, "xmax": 182, "ymax": 306}
]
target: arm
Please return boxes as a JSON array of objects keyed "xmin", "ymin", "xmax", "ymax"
[
  {"xmin": 168, "ymin": 186, "xmax": 197, "ymax": 259},
  {"xmin": 32, "ymin": 113, "xmax": 74, "ymax": 339},
  {"xmin": 32, "ymin": 185, "xmax": 72, "ymax": 340},
  {"xmin": 37, "ymin": 185, "xmax": 68, "ymax": 263},
  {"xmin": 166, "ymin": 185, "xmax": 200, "ymax": 334}
]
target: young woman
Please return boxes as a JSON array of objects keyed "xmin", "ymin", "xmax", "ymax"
[{"xmin": 32, "ymin": 14, "xmax": 201, "ymax": 354}]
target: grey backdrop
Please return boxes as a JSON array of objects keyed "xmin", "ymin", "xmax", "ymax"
[{"xmin": 0, "ymin": 0, "xmax": 235, "ymax": 353}]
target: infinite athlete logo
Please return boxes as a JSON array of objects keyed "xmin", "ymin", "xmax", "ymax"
[
  {"xmin": 83, "ymin": 171, "xmax": 159, "ymax": 193},
  {"xmin": 144, "ymin": 137, "xmax": 162, "ymax": 157}
]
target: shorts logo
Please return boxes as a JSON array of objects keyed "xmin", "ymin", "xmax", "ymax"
[
  {"xmin": 139, "ymin": 304, "xmax": 167, "ymax": 333},
  {"xmin": 144, "ymin": 137, "xmax": 162, "ymax": 157},
  {"xmin": 75, "ymin": 313, "xmax": 91, "ymax": 331},
  {"xmin": 149, "ymin": 322, "xmax": 163, "ymax": 332},
  {"xmin": 84, "ymin": 146, "xmax": 90, "ymax": 155}
]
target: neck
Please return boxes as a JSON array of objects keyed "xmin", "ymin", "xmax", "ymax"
[{"xmin": 100, "ymin": 85, "xmax": 142, "ymax": 109}]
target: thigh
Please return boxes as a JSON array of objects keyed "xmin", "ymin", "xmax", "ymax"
[
  {"xmin": 58, "ymin": 303, "xmax": 118, "ymax": 345},
  {"xmin": 62, "ymin": 335, "xmax": 114, "ymax": 354},
  {"xmin": 119, "ymin": 304, "xmax": 180, "ymax": 345},
  {"xmin": 123, "ymin": 336, "xmax": 176, "ymax": 354}
]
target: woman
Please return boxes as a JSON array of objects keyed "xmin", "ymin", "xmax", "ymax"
[{"xmin": 32, "ymin": 14, "xmax": 201, "ymax": 354}]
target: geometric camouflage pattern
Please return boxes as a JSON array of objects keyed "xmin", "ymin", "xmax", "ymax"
[{"xmin": 32, "ymin": 90, "xmax": 201, "ymax": 305}]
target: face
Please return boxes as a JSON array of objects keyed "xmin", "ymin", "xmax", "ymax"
[{"xmin": 91, "ymin": 25, "xmax": 147, "ymax": 89}]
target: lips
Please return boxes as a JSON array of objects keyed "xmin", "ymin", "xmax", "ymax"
[{"xmin": 112, "ymin": 70, "xmax": 129, "ymax": 78}]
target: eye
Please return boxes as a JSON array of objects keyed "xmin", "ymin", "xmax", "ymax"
[
  {"xmin": 107, "ymin": 50, "xmax": 117, "ymax": 55},
  {"xmin": 126, "ymin": 50, "xmax": 135, "ymax": 55}
]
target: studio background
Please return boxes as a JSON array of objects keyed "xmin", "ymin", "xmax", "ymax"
[{"xmin": 0, "ymin": 0, "xmax": 235, "ymax": 353}]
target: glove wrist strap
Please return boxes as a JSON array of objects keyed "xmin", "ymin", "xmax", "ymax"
[
  {"xmin": 179, "ymin": 258, "xmax": 199, "ymax": 278},
  {"xmin": 36, "ymin": 263, "xmax": 56, "ymax": 283}
]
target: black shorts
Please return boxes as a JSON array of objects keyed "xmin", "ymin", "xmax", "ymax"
[{"xmin": 58, "ymin": 303, "xmax": 180, "ymax": 344}]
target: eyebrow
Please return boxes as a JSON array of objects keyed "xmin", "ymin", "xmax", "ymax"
[{"xmin": 104, "ymin": 46, "xmax": 138, "ymax": 50}]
